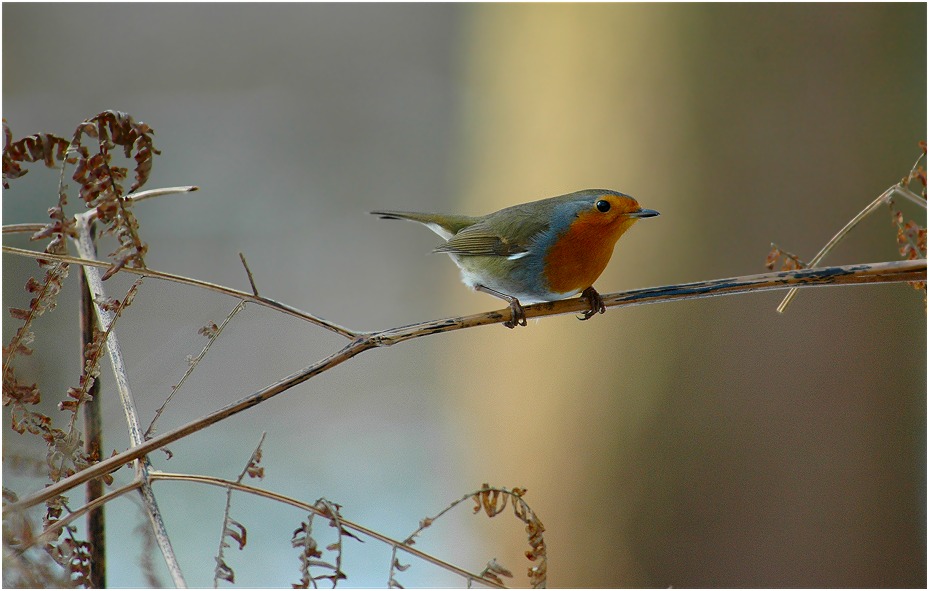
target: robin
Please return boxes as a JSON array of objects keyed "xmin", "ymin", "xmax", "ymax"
[{"xmin": 372, "ymin": 189, "xmax": 659, "ymax": 328}]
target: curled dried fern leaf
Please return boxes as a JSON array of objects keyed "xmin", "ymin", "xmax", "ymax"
[
  {"xmin": 2, "ymin": 120, "xmax": 70, "ymax": 189},
  {"xmin": 70, "ymin": 110, "xmax": 160, "ymax": 198},
  {"xmin": 69, "ymin": 110, "xmax": 160, "ymax": 277}
]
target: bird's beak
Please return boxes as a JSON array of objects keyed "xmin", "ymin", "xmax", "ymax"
[{"xmin": 632, "ymin": 208, "xmax": 660, "ymax": 218}]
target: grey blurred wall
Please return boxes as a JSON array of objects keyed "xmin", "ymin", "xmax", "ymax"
[{"xmin": 3, "ymin": 3, "xmax": 925, "ymax": 587}]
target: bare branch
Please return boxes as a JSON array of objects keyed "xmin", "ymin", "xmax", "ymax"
[{"xmin": 4, "ymin": 258, "xmax": 923, "ymax": 518}]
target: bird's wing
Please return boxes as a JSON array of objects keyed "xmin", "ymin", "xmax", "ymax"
[
  {"xmin": 433, "ymin": 208, "xmax": 550, "ymax": 258},
  {"xmin": 433, "ymin": 231, "xmax": 526, "ymax": 257}
]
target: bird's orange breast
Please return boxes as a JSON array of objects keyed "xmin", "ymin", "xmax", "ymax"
[{"xmin": 542, "ymin": 212, "xmax": 638, "ymax": 295}]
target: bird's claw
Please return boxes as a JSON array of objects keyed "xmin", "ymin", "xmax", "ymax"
[
  {"xmin": 577, "ymin": 287, "xmax": 606, "ymax": 321},
  {"xmin": 503, "ymin": 301, "xmax": 528, "ymax": 329}
]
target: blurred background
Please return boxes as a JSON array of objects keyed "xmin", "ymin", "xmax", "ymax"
[{"xmin": 3, "ymin": 3, "xmax": 925, "ymax": 587}]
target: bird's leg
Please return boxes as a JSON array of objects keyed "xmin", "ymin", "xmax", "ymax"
[
  {"xmin": 475, "ymin": 284, "xmax": 527, "ymax": 329},
  {"xmin": 578, "ymin": 286, "xmax": 606, "ymax": 321}
]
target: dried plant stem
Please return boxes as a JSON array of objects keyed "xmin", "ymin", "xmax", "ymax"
[
  {"xmin": 313, "ymin": 498, "xmax": 347, "ymax": 586},
  {"xmin": 73, "ymin": 213, "xmax": 188, "ymax": 588},
  {"xmin": 147, "ymin": 253, "xmax": 257, "ymax": 438},
  {"xmin": 2, "ymin": 223, "xmax": 47, "ymax": 234},
  {"xmin": 67, "ymin": 277, "xmax": 140, "ymax": 435},
  {"xmin": 4, "ymin": 258, "xmax": 923, "ymax": 520},
  {"xmin": 79, "ymin": 223, "xmax": 105, "ymax": 589},
  {"xmin": 151, "ymin": 472, "xmax": 504, "ymax": 589},
  {"xmin": 1, "ymin": 187, "xmax": 198, "ymax": 235},
  {"xmin": 123, "ymin": 185, "xmax": 199, "ymax": 204},
  {"xmin": 894, "ymin": 184, "xmax": 927, "ymax": 208},
  {"xmin": 0, "ymin": 245, "xmax": 356, "ymax": 339},
  {"xmin": 213, "ymin": 432, "xmax": 266, "ymax": 588}
]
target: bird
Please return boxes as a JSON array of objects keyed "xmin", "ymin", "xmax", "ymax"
[{"xmin": 372, "ymin": 189, "xmax": 659, "ymax": 328}]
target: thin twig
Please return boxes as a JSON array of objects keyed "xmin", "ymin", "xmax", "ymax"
[
  {"xmin": 389, "ymin": 486, "xmax": 494, "ymax": 587},
  {"xmin": 1, "ymin": 245, "xmax": 357, "ymax": 339},
  {"xmin": 145, "ymin": 299, "xmax": 248, "ymax": 438},
  {"xmin": 73, "ymin": 212, "xmax": 188, "ymax": 588},
  {"xmin": 239, "ymin": 252, "xmax": 259, "ymax": 296},
  {"xmin": 4, "ymin": 258, "xmax": 924, "ymax": 517}
]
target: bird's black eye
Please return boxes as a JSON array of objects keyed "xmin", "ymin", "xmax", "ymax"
[{"xmin": 596, "ymin": 199, "xmax": 611, "ymax": 212}]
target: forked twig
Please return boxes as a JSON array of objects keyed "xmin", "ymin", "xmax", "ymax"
[
  {"xmin": 0, "ymin": 245, "xmax": 356, "ymax": 338},
  {"xmin": 776, "ymin": 187, "xmax": 893, "ymax": 313},
  {"xmin": 147, "ymin": 253, "xmax": 258, "ymax": 438},
  {"xmin": 777, "ymin": 152, "xmax": 927, "ymax": 313}
]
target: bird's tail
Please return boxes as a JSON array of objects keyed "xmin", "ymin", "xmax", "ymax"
[{"xmin": 370, "ymin": 210, "xmax": 478, "ymax": 239}]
